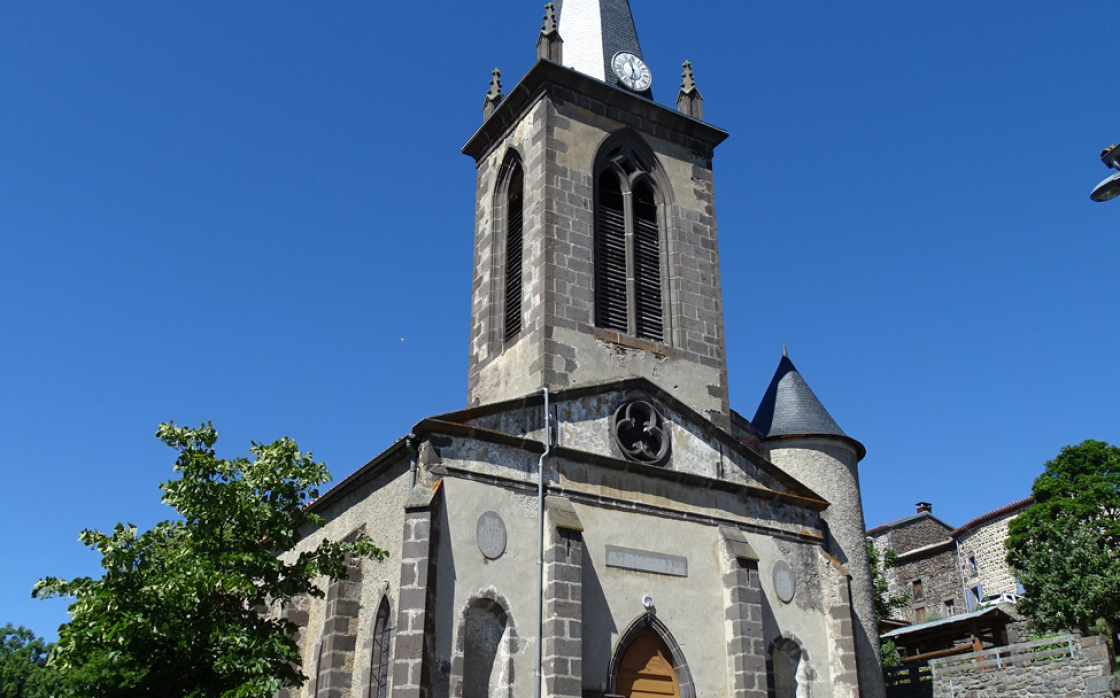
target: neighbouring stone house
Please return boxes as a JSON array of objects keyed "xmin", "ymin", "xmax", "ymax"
[
  {"xmin": 276, "ymin": 3, "xmax": 890, "ymax": 698},
  {"xmin": 867, "ymin": 499, "xmax": 1032, "ymax": 626}
]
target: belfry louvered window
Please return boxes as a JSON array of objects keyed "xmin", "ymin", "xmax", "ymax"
[
  {"xmin": 503, "ymin": 161, "xmax": 524, "ymax": 341},
  {"xmin": 594, "ymin": 147, "xmax": 664, "ymax": 342}
]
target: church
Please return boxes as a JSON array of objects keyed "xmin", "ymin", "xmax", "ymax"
[{"xmin": 278, "ymin": 3, "xmax": 885, "ymax": 698}]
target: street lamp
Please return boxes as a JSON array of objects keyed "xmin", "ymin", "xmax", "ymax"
[{"xmin": 1090, "ymin": 144, "xmax": 1120, "ymax": 202}]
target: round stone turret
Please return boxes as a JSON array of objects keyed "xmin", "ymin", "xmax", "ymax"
[{"xmin": 753, "ymin": 351, "xmax": 885, "ymax": 698}]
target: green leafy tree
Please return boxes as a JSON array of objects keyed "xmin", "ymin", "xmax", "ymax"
[
  {"xmin": 34, "ymin": 422, "xmax": 388, "ymax": 698},
  {"xmin": 867, "ymin": 539, "xmax": 910, "ymax": 623},
  {"xmin": 0, "ymin": 625, "xmax": 61, "ymax": 698},
  {"xmin": 867, "ymin": 539, "xmax": 909, "ymax": 667},
  {"xmin": 1006, "ymin": 439, "xmax": 1120, "ymax": 638}
]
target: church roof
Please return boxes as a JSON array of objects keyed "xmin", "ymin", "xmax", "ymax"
[
  {"xmin": 752, "ymin": 352, "xmax": 857, "ymax": 448},
  {"xmin": 554, "ymin": 0, "xmax": 649, "ymax": 94}
]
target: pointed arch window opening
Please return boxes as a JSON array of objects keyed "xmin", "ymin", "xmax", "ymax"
[
  {"xmin": 367, "ymin": 596, "xmax": 392, "ymax": 698},
  {"xmin": 503, "ymin": 160, "xmax": 525, "ymax": 343},
  {"xmin": 595, "ymin": 146, "xmax": 666, "ymax": 343}
]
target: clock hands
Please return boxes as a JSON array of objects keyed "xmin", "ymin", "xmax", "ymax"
[{"xmin": 611, "ymin": 52, "xmax": 651, "ymax": 92}]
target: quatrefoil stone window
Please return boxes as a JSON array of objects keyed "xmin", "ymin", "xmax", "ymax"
[{"xmin": 611, "ymin": 400, "xmax": 671, "ymax": 465}]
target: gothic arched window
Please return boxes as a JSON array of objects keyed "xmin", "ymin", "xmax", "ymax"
[
  {"xmin": 500, "ymin": 157, "xmax": 524, "ymax": 342},
  {"xmin": 594, "ymin": 141, "xmax": 665, "ymax": 342},
  {"xmin": 368, "ymin": 597, "xmax": 392, "ymax": 698}
]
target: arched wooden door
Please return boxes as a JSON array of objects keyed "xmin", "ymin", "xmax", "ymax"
[{"xmin": 615, "ymin": 627, "xmax": 680, "ymax": 698}]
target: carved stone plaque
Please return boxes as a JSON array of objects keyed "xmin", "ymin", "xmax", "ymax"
[
  {"xmin": 476, "ymin": 511, "xmax": 507, "ymax": 560},
  {"xmin": 773, "ymin": 560, "xmax": 796, "ymax": 604},
  {"xmin": 605, "ymin": 545, "xmax": 688, "ymax": 577}
]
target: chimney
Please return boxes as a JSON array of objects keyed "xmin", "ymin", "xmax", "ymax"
[{"xmin": 916, "ymin": 502, "xmax": 932, "ymax": 514}]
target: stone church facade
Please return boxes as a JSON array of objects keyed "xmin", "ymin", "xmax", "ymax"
[{"xmin": 278, "ymin": 3, "xmax": 886, "ymax": 698}]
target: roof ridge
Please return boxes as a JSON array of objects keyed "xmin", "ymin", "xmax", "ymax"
[{"xmin": 950, "ymin": 496, "xmax": 1033, "ymax": 537}]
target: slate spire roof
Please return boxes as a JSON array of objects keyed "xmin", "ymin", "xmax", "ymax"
[
  {"xmin": 553, "ymin": 0, "xmax": 649, "ymax": 94},
  {"xmin": 752, "ymin": 350, "xmax": 849, "ymax": 440}
]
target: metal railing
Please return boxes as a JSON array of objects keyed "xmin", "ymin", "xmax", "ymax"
[{"xmin": 930, "ymin": 635, "xmax": 1077, "ymax": 677}]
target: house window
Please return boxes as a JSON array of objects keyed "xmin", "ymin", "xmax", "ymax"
[
  {"xmin": 369, "ymin": 597, "xmax": 392, "ymax": 698},
  {"xmin": 915, "ymin": 607, "xmax": 926, "ymax": 623},
  {"xmin": 594, "ymin": 143, "xmax": 664, "ymax": 342},
  {"xmin": 969, "ymin": 556, "xmax": 978, "ymax": 575},
  {"xmin": 502, "ymin": 159, "xmax": 524, "ymax": 342},
  {"xmin": 912, "ymin": 579, "xmax": 923, "ymax": 600},
  {"xmin": 968, "ymin": 584, "xmax": 984, "ymax": 611},
  {"xmin": 944, "ymin": 599, "xmax": 955, "ymax": 616}
]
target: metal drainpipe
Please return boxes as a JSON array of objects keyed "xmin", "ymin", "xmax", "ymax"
[
  {"xmin": 406, "ymin": 434, "xmax": 418, "ymax": 492},
  {"xmin": 954, "ymin": 537, "xmax": 970, "ymax": 612},
  {"xmin": 535, "ymin": 386, "xmax": 552, "ymax": 698}
]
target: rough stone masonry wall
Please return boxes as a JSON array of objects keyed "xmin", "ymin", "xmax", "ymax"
[
  {"xmin": 719, "ymin": 534, "xmax": 765, "ymax": 698},
  {"xmin": 467, "ymin": 98, "xmax": 549, "ymax": 406},
  {"xmin": 313, "ymin": 556, "xmax": 364, "ymax": 698},
  {"xmin": 535, "ymin": 86, "xmax": 731, "ymax": 426},
  {"xmin": 956, "ymin": 511, "xmax": 1021, "ymax": 600},
  {"xmin": 891, "ymin": 547, "xmax": 965, "ymax": 623},
  {"xmin": 819, "ymin": 552, "xmax": 860, "ymax": 698},
  {"xmin": 878, "ymin": 517, "xmax": 954, "ymax": 555},
  {"xmin": 542, "ymin": 83, "xmax": 729, "ymax": 376},
  {"xmin": 392, "ymin": 494, "xmax": 439, "ymax": 698},
  {"xmin": 542, "ymin": 526, "xmax": 583, "ymax": 698},
  {"xmin": 931, "ymin": 635, "xmax": 1114, "ymax": 698}
]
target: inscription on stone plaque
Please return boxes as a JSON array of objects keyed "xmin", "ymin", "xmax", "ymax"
[
  {"xmin": 772, "ymin": 560, "xmax": 795, "ymax": 603},
  {"xmin": 476, "ymin": 511, "xmax": 507, "ymax": 560},
  {"xmin": 605, "ymin": 545, "xmax": 687, "ymax": 577}
]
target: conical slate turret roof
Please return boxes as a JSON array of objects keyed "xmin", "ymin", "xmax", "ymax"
[{"xmin": 752, "ymin": 352, "xmax": 848, "ymax": 440}]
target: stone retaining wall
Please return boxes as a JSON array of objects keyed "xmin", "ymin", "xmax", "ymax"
[{"xmin": 930, "ymin": 634, "xmax": 1113, "ymax": 698}]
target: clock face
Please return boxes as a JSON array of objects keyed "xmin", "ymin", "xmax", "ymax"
[{"xmin": 612, "ymin": 52, "xmax": 652, "ymax": 92}]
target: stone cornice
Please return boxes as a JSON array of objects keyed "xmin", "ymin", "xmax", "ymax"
[{"xmin": 462, "ymin": 59, "xmax": 728, "ymax": 162}]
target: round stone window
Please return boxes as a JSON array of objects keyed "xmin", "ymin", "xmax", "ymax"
[{"xmin": 611, "ymin": 400, "xmax": 671, "ymax": 466}]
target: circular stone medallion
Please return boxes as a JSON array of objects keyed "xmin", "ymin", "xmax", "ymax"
[
  {"xmin": 476, "ymin": 511, "xmax": 507, "ymax": 560},
  {"xmin": 772, "ymin": 560, "xmax": 796, "ymax": 604}
]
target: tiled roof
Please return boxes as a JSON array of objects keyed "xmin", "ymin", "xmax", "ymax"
[
  {"xmin": 867, "ymin": 497, "xmax": 1033, "ymax": 539},
  {"xmin": 951, "ymin": 497, "xmax": 1033, "ymax": 537}
]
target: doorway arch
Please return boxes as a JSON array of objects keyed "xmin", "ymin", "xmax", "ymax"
[{"xmin": 607, "ymin": 614, "xmax": 695, "ymax": 698}]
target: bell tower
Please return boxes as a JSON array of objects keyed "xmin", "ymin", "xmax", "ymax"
[{"xmin": 463, "ymin": 2, "xmax": 731, "ymax": 426}]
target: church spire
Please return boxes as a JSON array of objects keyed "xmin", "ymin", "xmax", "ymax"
[{"xmin": 553, "ymin": 0, "xmax": 650, "ymax": 95}]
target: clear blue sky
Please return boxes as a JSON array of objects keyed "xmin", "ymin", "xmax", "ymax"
[{"xmin": 3, "ymin": 1, "xmax": 1119, "ymax": 639}]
